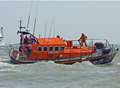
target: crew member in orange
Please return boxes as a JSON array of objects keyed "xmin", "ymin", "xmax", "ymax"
[{"xmin": 78, "ymin": 33, "xmax": 87, "ymax": 47}]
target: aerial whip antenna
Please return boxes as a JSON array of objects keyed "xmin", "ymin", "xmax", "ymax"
[
  {"xmin": 17, "ymin": 19, "xmax": 26, "ymax": 34},
  {"xmin": 49, "ymin": 22, "xmax": 52, "ymax": 37},
  {"xmin": 48, "ymin": 19, "xmax": 54, "ymax": 37},
  {"xmin": 19, "ymin": 19, "xmax": 22, "ymax": 32},
  {"xmin": 26, "ymin": 1, "xmax": 33, "ymax": 32},
  {"xmin": 32, "ymin": 2, "xmax": 39, "ymax": 36},
  {"xmin": 44, "ymin": 21, "xmax": 48, "ymax": 38},
  {"xmin": 19, "ymin": 19, "xmax": 26, "ymax": 31},
  {"xmin": 33, "ymin": 18, "xmax": 36, "ymax": 35},
  {"xmin": 53, "ymin": 20, "xmax": 55, "ymax": 37},
  {"xmin": 26, "ymin": 15, "xmax": 30, "ymax": 32}
]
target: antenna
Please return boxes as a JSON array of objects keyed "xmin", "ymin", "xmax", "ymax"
[
  {"xmin": 48, "ymin": 20, "xmax": 53, "ymax": 37},
  {"xmin": 53, "ymin": 20, "xmax": 55, "ymax": 37},
  {"xmin": 33, "ymin": 18, "xmax": 36, "ymax": 35},
  {"xmin": 19, "ymin": 19, "xmax": 22, "ymax": 31},
  {"xmin": 48, "ymin": 18, "xmax": 55, "ymax": 37},
  {"xmin": 48, "ymin": 23, "xmax": 51, "ymax": 37},
  {"xmin": 26, "ymin": 15, "xmax": 30, "ymax": 31},
  {"xmin": 17, "ymin": 19, "xmax": 26, "ymax": 34},
  {"xmin": 44, "ymin": 22, "xmax": 47, "ymax": 38},
  {"xmin": 19, "ymin": 19, "xmax": 26, "ymax": 31},
  {"xmin": 26, "ymin": 1, "xmax": 33, "ymax": 32}
]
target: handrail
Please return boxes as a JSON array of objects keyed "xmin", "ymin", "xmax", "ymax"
[{"xmin": 64, "ymin": 38, "xmax": 108, "ymax": 41}]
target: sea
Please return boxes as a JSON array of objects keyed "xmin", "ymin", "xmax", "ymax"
[{"xmin": 0, "ymin": 44, "xmax": 120, "ymax": 88}]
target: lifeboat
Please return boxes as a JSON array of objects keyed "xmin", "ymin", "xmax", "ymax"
[
  {"xmin": 9, "ymin": 30, "xmax": 118, "ymax": 65},
  {"xmin": 9, "ymin": 19, "xmax": 118, "ymax": 65}
]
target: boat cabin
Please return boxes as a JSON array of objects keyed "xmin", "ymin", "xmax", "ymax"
[{"xmin": 32, "ymin": 37, "xmax": 66, "ymax": 52}]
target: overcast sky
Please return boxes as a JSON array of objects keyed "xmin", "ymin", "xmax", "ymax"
[{"xmin": 0, "ymin": 1, "xmax": 120, "ymax": 44}]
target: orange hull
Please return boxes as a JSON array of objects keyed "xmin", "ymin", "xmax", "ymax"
[
  {"xmin": 9, "ymin": 37, "xmax": 96, "ymax": 64},
  {"xmin": 29, "ymin": 47, "xmax": 95, "ymax": 61}
]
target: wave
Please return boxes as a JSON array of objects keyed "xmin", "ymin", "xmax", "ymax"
[
  {"xmin": 0, "ymin": 61, "xmax": 16, "ymax": 67},
  {"xmin": 0, "ymin": 69, "xmax": 21, "ymax": 72}
]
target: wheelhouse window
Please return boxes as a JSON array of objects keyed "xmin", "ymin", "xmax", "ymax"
[
  {"xmin": 49, "ymin": 47, "xmax": 53, "ymax": 51},
  {"xmin": 55, "ymin": 47, "xmax": 59, "ymax": 51},
  {"xmin": 38, "ymin": 46, "xmax": 64, "ymax": 52},
  {"xmin": 43, "ymin": 47, "xmax": 47, "ymax": 51},
  {"xmin": 38, "ymin": 47, "xmax": 42, "ymax": 51},
  {"xmin": 60, "ymin": 47, "xmax": 64, "ymax": 51}
]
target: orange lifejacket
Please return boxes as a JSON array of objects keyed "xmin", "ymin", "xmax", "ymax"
[{"xmin": 80, "ymin": 35, "xmax": 87, "ymax": 42}]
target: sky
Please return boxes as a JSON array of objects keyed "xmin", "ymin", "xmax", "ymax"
[
  {"xmin": 0, "ymin": 1, "xmax": 120, "ymax": 44},
  {"xmin": 2, "ymin": 0, "xmax": 120, "ymax": 1}
]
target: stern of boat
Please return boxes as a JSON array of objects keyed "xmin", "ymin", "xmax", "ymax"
[{"xmin": 87, "ymin": 41, "xmax": 119, "ymax": 65}]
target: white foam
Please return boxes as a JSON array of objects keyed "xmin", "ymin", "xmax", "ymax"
[
  {"xmin": 0, "ymin": 61, "xmax": 16, "ymax": 67},
  {"xmin": 0, "ymin": 42, "xmax": 5, "ymax": 45},
  {"xmin": 0, "ymin": 69, "xmax": 21, "ymax": 72},
  {"xmin": 117, "ymin": 62, "xmax": 120, "ymax": 65},
  {"xmin": 82, "ymin": 61, "xmax": 93, "ymax": 65},
  {"xmin": 96, "ymin": 70, "xmax": 117, "ymax": 74}
]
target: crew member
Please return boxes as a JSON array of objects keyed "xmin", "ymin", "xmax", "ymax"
[
  {"xmin": 20, "ymin": 33, "xmax": 24, "ymax": 45},
  {"xmin": 56, "ymin": 35, "xmax": 60, "ymax": 38},
  {"xmin": 78, "ymin": 33, "xmax": 87, "ymax": 47},
  {"xmin": 24, "ymin": 35, "xmax": 29, "ymax": 44}
]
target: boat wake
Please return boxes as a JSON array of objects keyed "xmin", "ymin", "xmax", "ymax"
[
  {"xmin": 0, "ymin": 68, "xmax": 21, "ymax": 72},
  {"xmin": 81, "ymin": 61, "xmax": 93, "ymax": 66},
  {"xmin": 116, "ymin": 62, "xmax": 120, "ymax": 66},
  {"xmin": 0, "ymin": 57, "xmax": 21, "ymax": 72},
  {"xmin": 0, "ymin": 61, "xmax": 15, "ymax": 67}
]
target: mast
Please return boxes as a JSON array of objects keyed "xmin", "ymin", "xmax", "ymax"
[{"xmin": 19, "ymin": 19, "xmax": 26, "ymax": 32}]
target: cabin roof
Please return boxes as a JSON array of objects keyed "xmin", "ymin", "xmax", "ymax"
[{"xmin": 37, "ymin": 38, "xmax": 65, "ymax": 46}]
